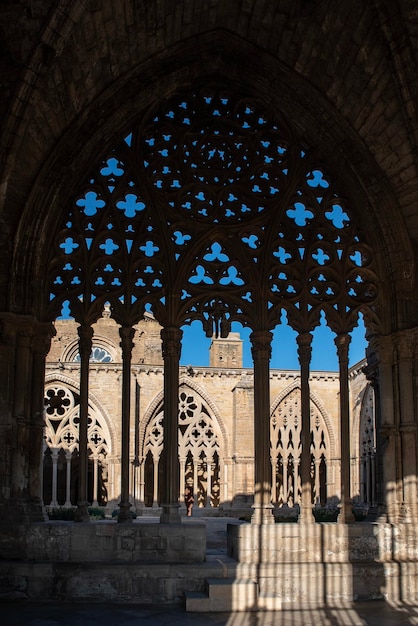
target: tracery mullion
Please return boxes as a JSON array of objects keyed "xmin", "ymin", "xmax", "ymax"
[
  {"xmin": 335, "ymin": 333, "xmax": 355, "ymax": 523},
  {"xmin": 297, "ymin": 332, "xmax": 314, "ymax": 522},
  {"xmin": 76, "ymin": 323, "xmax": 93, "ymax": 522},
  {"xmin": 118, "ymin": 325, "xmax": 135, "ymax": 522}
]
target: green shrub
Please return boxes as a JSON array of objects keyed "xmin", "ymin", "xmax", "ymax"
[
  {"xmin": 47, "ymin": 506, "xmax": 107, "ymax": 520},
  {"xmin": 275, "ymin": 513, "xmax": 299, "ymax": 523},
  {"xmin": 111, "ymin": 508, "xmax": 137, "ymax": 519},
  {"xmin": 47, "ymin": 507, "xmax": 77, "ymax": 521},
  {"xmin": 352, "ymin": 507, "xmax": 368, "ymax": 521},
  {"xmin": 88, "ymin": 507, "xmax": 105, "ymax": 520},
  {"xmin": 313, "ymin": 506, "xmax": 340, "ymax": 522}
]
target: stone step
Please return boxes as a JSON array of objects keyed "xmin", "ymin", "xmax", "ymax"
[
  {"xmin": 185, "ymin": 591, "xmax": 210, "ymax": 612},
  {"xmin": 186, "ymin": 578, "xmax": 258, "ymax": 612},
  {"xmin": 257, "ymin": 591, "xmax": 282, "ymax": 611}
]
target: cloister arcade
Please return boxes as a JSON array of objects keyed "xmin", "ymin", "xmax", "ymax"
[
  {"xmin": 41, "ymin": 312, "xmax": 376, "ymax": 521},
  {"xmin": 34, "ymin": 84, "xmax": 380, "ymax": 526},
  {"xmin": 1, "ymin": 0, "xmax": 418, "ymax": 607}
]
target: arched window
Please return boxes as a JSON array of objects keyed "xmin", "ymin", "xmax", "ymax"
[
  {"xmin": 73, "ymin": 345, "xmax": 113, "ymax": 363},
  {"xmin": 43, "ymin": 382, "xmax": 110, "ymax": 507},
  {"xmin": 358, "ymin": 384, "xmax": 376, "ymax": 506},
  {"xmin": 142, "ymin": 386, "xmax": 223, "ymax": 508},
  {"xmin": 271, "ymin": 387, "xmax": 332, "ymax": 508}
]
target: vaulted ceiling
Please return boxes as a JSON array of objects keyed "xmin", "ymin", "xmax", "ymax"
[{"xmin": 1, "ymin": 0, "xmax": 417, "ymax": 332}]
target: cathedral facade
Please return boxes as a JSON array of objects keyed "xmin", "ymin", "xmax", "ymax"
[{"xmin": 44, "ymin": 310, "xmax": 374, "ymax": 519}]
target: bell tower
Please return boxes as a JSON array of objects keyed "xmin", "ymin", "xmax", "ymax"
[{"xmin": 209, "ymin": 332, "xmax": 243, "ymax": 368}]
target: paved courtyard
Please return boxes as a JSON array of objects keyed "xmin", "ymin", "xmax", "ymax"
[
  {"xmin": 2, "ymin": 518, "xmax": 418, "ymax": 625},
  {"xmin": 2, "ymin": 600, "xmax": 418, "ymax": 626}
]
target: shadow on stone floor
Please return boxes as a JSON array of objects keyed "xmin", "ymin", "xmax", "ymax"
[{"xmin": 1, "ymin": 600, "xmax": 418, "ymax": 626}]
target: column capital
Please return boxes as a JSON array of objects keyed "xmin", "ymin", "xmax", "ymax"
[
  {"xmin": 77, "ymin": 323, "xmax": 93, "ymax": 356},
  {"xmin": 32, "ymin": 322, "xmax": 56, "ymax": 356},
  {"xmin": 119, "ymin": 325, "xmax": 135, "ymax": 354},
  {"xmin": 250, "ymin": 329, "xmax": 272, "ymax": 359},
  {"xmin": 161, "ymin": 326, "xmax": 183, "ymax": 358},
  {"xmin": 393, "ymin": 329, "xmax": 415, "ymax": 361},
  {"xmin": 368, "ymin": 334, "xmax": 394, "ymax": 366},
  {"xmin": 296, "ymin": 331, "xmax": 313, "ymax": 364},
  {"xmin": 334, "ymin": 332, "xmax": 351, "ymax": 364},
  {"xmin": 0, "ymin": 312, "xmax": 38, "ymax": 346}
]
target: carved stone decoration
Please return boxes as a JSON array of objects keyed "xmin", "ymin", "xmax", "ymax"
[
  {"xmin": 43, "ymin": 382, "xmax": 110, "ymax": 507},
  {"xmin": 271, "ymin": 387, "xmax": 330, "ymax": 507},
  {"xmin": 143, "ymin": 386, "xmax": 222, "ymax": 508},
  {"xmin": 47, "ymin": 84, "xmax": 378, "ymax": 336}
]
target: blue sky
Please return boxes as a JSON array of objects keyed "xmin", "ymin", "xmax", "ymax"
[
  {"xmin": 180, "ymin": 314, "xmax": 367, "ymax": 370},
  {"xmin": 59, "ymin": 301, "xmax": 367, "ymax": 370}
]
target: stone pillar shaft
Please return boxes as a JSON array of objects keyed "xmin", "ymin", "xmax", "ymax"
[
  {"xmin": 118, "ymin": 325, "xmax": 135, "ymax": 523},
  {"xmin": 76, "ymin": 324, "xmax": 93, "ymax": 522},
  {"xmin": 250, "ymin": 330, "xmax": 274, "ymax": 524},
  {"xmin": 30, "ymin": 324, "xmax": 54, "ymax": 519},
  {"xmin": 395, "ymin": 332, "xmax": 417, "ymax": 521},
  {"xmin": 368, "ymin": 335, "xmax": 398, "ymax": 521},
  {"xmin": 153, "ymin": 457, "xmax": 159, "ymax": 506},
  {"xmin": 160, "ymin": 327, "xmax": 182, "ymax": 524},
  {"xmin": 11, "ymin": 328, "xmax": 32, "ymax": 501},
  {"xmin": 335, "ymin": 333, "xmax": 354, "ymax": 523},
  {"xmin": 0, "ymin": 314, "xmax": 54, "ymax": 521},
  {"xmin": 297, "ymin": 332, "xmax": 314, "ymax": 522}
]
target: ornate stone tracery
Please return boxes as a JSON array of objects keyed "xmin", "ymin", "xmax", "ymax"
[
  {"xmin": 47, "ymin": 84, "xmax": 378, "ymax": 335},
  {"xmin": 44, "ymin": 82, "xmax": 380, "ymax": 525},
  {"xmin": 43, "ymin": 381, "xmax": 111, "ymax": 507},
  {"xmin": 142, "ymin": 385, "xmax": 223, "ymax": 508},
  {"xmin": 270, "ymin": 386, "xmax": 332, "ymax": 507}
]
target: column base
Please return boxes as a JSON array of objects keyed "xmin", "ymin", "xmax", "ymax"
[
  {"xmin": 75, "ymin": 501, "xmax": 90, "ymax": 522},
  {"xmin": 251, "ymin": 503, "xmax": 275, "ymax": 525},
  {"xmin": 160, "ymin": 503, "xmax": 181, "ymax": 524},
  {"xmin": 338, "ymin": 502, "xmax": 355, "ymax": 524},
  {"xmin": 0, "ymin": 497, "xmax": 48, "ymax": 523},
  {"xmin": 299, "ymin": 505, "xmax": 315, "ymax": 524},
  {"xmin": 399, "ymin": 503, "xmax": 416, "ymax": 523},
  {"xmin": 118, "ymin": 501, "xmax": 133, "ymax": 523}
]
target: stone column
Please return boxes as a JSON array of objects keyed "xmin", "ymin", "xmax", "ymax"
[
  {"xmin": 92, "ymin": 455, "xmax": 99, "ymax": 507},
  {"xmin": 193, "ymin": 457, "xmax": 199, "ymax": 504},
  {"xmin": 0, "ymin": 314, "xmax": 52, "ymax": 521},
  {"xmin": 395, "ymin": 331, "xmax": 417, "ymax": 522},
  {"xmin": 65, "ymin": 452, "xmax": 72, "ymax": 507},
  {"xmin": 283, "ymin": 457, "xmax": 288, "ymax": 503},
  {"xmin": 118, "ymin": 325, "xmax": 135, "ymax": 523},
  {"xmin": 297, "ymin": 332, "xmax": 314, "ymax": 523},
  {"xmin": 11, "ymin": 322, "xmax": 33, "ymax": 504},
  {"xmin": 223, "ymin": 461, "xmax": 228, "ymax": 503},
  {"xmin": 250, "ymin": 330, "xmax": 274, "ymax": 524},
  {"xmin": 179, "ymin": 457, "xmax": 186, "ymax": 503},
  {"xmin": 76, "ymin": 324, "xmax": 93, "ymax": 522},
  {"xmin": 138, "ymin": 458, "xmax": 145, "ymax": 506},
  {"xmin": 367, "ymin": 335, "xmax": 398, "ymax": 521},
  {"xmin": 51, "ymin": 449, "xmax": 59, "ymax": 507},
  {"xmin": 152, "ymin": 457, "xmax": 159, "ymax": 507},
  {"xmin": 335, "ymin": 333, "xmax": 355, "ymax": 523},
  {"xmin": 160, "ymin": 327, "xmax": 182, "ymax": 524},
  {"xmin": 314, "ymin": 457, "xmax": 321, "ymax": 506},
  {"xmin": 206, "ymin": 456, "xmax": 212, "ymax": 507},
  {"xmin": 29, "ymin": 323, "xmax": 55, "ymax": 520},
  {"xmin": 271, "ymin": 455, "xmax": 277, "ymax": 503}
]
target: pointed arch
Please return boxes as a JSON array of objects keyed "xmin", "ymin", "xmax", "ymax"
[
  {"xmin": 270, "ymin": 381, "xmax": 336, "ymax": 507},
  {"xmin": 44, "ymin": 372, "xmax": 116, "ymax": 453},
  {"xmin": 271, "ymin": 380, "xmax": 337, "ymax": 459}
]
